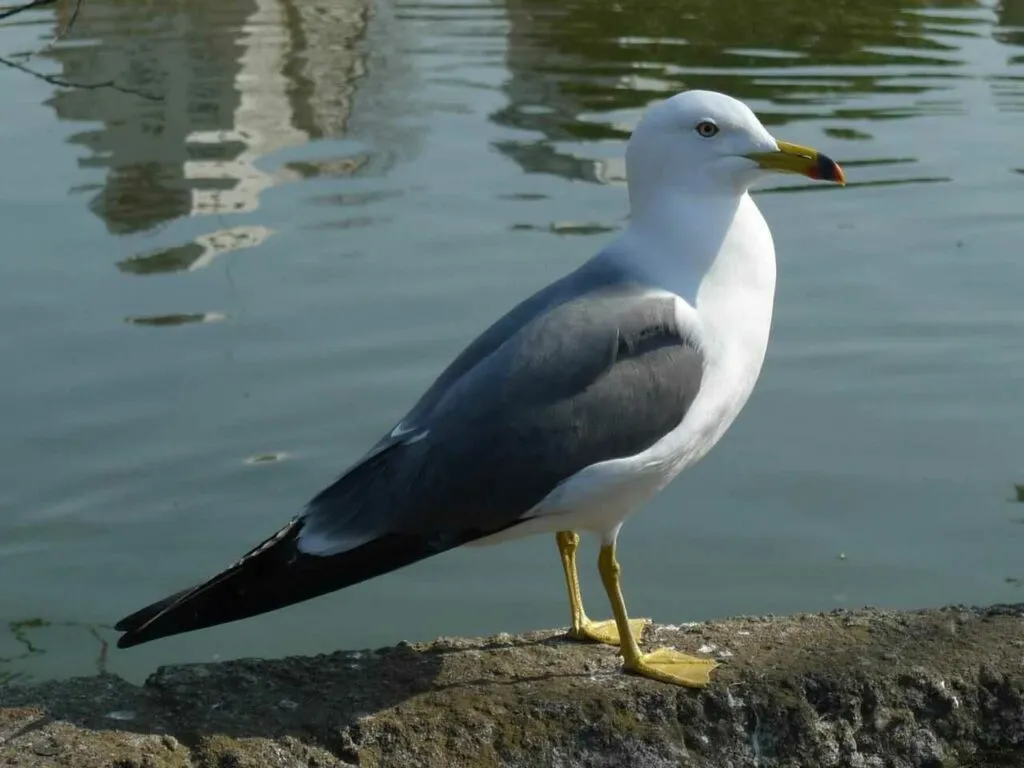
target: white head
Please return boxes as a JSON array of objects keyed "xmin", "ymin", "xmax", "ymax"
[{"xmin": 625, "ymin": 90, "xmax": 844, "ymax": 206}]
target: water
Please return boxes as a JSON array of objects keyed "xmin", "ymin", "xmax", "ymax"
[{"xmin": 1, "ymin": 0, "xmax": 1022, "ymax": 684}]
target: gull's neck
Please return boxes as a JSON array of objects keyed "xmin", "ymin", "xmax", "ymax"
[{"xmin": 604, "ymin": 187, "xmax": 775, "ymax": 308}]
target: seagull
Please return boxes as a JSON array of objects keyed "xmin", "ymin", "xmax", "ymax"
[{"xmin": 115, "ymin": 90, "xmax": 844, "ymax": 687}]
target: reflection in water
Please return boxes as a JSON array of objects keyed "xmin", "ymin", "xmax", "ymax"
[
  {"xmin": 116, "ymin": 225, "xmax": 274, "ymax": 275},
  {"xmin": 45, "ymin": 0, "xmax": 369, "ymax": 235},
  {"xmin": 824, "ymin": 127, "xmax": 874, "ymax": 141},
  {"xmin": 996, "ymin": 0, "xmax": 1024, "ymax": 54},
  {"xmin": 46, "ymin": 1, "xmax": 256, "ymax": 233},
  {"xmin": 767, "ymin": 175, "xmax": 950, "ymax": 194},
  {"xmin": 285, "ymin": 152, "xmax": 372, "ymax": 180},
  {"xmin": 994, "ymin": 0, "xmax": 1024, "ymax": 110},
  {"xmin": 244, "ymin": 452, "xmax": 290, "ymax": 465},
  {"xmin": 509, "ymin": 221, "xmax": 618, "ymax": 235},
  {"xmin": 125, "ymin": 312, "xmax": 226, "ymax": 327},
  {"xmin": 495, "ymin": 0, "xmax": 985, "ymax": 184}
]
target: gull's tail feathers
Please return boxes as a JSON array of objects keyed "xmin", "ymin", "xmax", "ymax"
[{"xmin": 114, "ymin": 521, "xmax": 460, "ymax": 648}]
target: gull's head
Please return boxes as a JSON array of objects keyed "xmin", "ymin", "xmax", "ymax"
[{"xmin": 626, "ymin": 89, "xmax": 845, "ymax": 199}]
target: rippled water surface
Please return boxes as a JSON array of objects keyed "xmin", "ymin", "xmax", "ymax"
[{"xmin": 2, "ymin": 0, "xmax": 1023, "ymax": 682}]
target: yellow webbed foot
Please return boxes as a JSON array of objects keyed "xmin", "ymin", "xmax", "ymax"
[
  {"xmin": 624, "ymin": 647, "xmax": 719, "ymax": 688},
  {"xmin": 567, "ymin": 617, "xmax": 650, "ymax": 646}
]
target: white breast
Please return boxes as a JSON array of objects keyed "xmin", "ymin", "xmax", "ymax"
[
  {"xmin": 473, "ymin": 193, "xmax": 778, "ymax": 545},
  {"xmin": 666, "ymin": 192, "xmax": 777, "ymax": 470}
]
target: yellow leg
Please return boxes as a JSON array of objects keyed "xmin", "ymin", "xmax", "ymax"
[
  {"xmin": 557, "ymin": 536, "xmax": 643, "ymax": 651},
  {"xmin": 556, "ymin": 531, "xmax": 648, "ymax": 646},
  {"xmin": 597, "ymin": 541, "xmax": 718, "ymax": 687}
]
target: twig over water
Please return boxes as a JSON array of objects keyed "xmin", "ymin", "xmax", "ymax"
[
  {"xmin": 0, "ymin": 0, "xmax": 57, "ymax": 23},
  {"xmin": 48, "ymin": 0, "xmax": 81, "ymax": 46},
  {"xmin": 0, "ymin": 0, "xmax": 162, "ymax": 100},
  {"xmin": 0, "ymin": 52, "xmax": 162, "ymax": 99}
]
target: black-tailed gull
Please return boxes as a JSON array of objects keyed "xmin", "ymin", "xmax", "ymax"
[{"xmin": 115, "ymin": 89, "xmax": 845, "ymax": 687}]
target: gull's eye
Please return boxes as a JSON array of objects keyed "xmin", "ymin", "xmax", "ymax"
[{"xmin": 695, "ymin": 120, "xmax": 719, "ymax": 138}]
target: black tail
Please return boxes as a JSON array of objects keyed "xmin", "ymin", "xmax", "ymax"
[{"xmin": 115, "ymin": 522, "xmax": 466, "ymax": 648}]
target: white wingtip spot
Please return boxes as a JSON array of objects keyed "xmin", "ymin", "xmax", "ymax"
[
  {"xmin": 390, "ymin": 421, "xmax": 416, "ymax": 438},
  {"xmin": 390, "ymin": 421, "xmax": 429, "ymax": 445},
  {"xmin": 296, "ymin": 526, "xmax": 375, "ymax": 557},
  {"xmin": 404, "ymin": 429, "xmax": 429, "ymax": 444}
]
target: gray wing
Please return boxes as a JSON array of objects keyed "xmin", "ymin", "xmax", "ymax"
[
  {"xmin": 395, "ymin": 255, "xmax": 633, "ymax": 430},
  {"xmin": 300, "ymin": 281, "xmax": 703, "ymax": 552},
  {"xmin": 112, "ymin": 279, "xmax": 706, "ymax": 647}
]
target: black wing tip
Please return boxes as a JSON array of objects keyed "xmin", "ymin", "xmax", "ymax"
[
  {"xmin": 113, "ymin": 614, "xmax": 169, "ymax": 649},
  {"xmin": 112, "ymin": 586, "xmax": 192, "ymax": 638},
  {"xmin": 116, "ymin": 621, "xmax": 180, "ymax": 648},
  {"xmin": 111, "ymin": 523, "xmax": 305, "ymax": 650},
  {"xmin": 114, "ymin": 595, "xmax": 211, "ymax": 649},
  {"xmin": 110, "ymin": 526, "xmax": 485, "ymax": 652},
  {"xmin": 116, "ymin": 631, "xmax": 144, "ymax": 649},
  {"xmin": 114, "ymin": 610, "xmax": 161, "ymax": 646}
]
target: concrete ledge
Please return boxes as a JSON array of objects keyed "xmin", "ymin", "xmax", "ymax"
[{"xmin": 2, "ymin": 604, "xmax": 1023, "ymax": 767}]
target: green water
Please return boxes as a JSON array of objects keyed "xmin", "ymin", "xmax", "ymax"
[{"xmin": 1, "ymin": 0, "xmax": 1023, "ymax": 684}]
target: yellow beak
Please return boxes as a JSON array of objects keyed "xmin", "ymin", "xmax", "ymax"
[{"xmin": 746, "ymin": 141, "xmax": 845, "ymax": 185}]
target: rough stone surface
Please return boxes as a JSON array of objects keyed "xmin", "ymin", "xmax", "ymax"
[{"xmin": 2, "ymin": 604, "xmax": 1024, "ymax": 767}]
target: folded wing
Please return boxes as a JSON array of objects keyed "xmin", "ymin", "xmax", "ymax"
[{"xmin": 115, "ymin": 282, "xmax": 704, "ymax": 648}]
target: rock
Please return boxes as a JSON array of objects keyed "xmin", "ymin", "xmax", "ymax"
[{"xmin": 2, "ymin": 604, "xmax": 1024, "ymax": 767}]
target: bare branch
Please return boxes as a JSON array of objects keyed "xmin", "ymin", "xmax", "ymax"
[
  {"xmin": 48, "ymin": 0, "xmax": 81, "ymax": 46},
  {"xmin": 0, "ymin": 52, "xmax": 162, "ymax": 100},
  {"xmin": 0, "ymin": 0, "xmax": 161, "ymax": 100},
  {"xmin": 4, "ymin": 0, "xmax": 81, "ymax": 58},
  {"xmin": 0, "ymin": 0, "xmax": 57, "ymax": 24}
]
